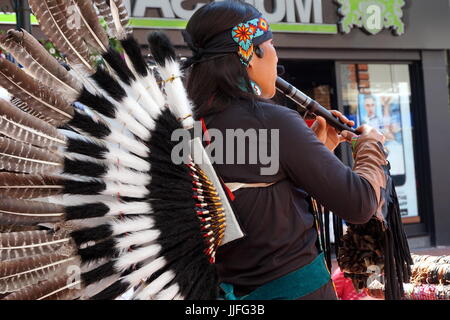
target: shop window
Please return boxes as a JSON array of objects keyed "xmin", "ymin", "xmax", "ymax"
[{"xmin": 339, "ymin": 63, "xmax": 419, "ymax": 221}]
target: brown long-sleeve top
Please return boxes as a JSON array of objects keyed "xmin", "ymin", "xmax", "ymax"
[{"xmin": 203, "ymin": 99, "xmax": 378, "ymax": 295}]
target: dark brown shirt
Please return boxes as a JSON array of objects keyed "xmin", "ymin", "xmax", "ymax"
[{"xmin": 204, "ymin": 99, "xmax": 377, "ymax": 298}]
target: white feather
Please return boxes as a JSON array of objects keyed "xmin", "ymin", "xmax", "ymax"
[
  {"xmin": 113, "ymin": 108, "xmax": 150, "ymax": 140},
  {"xmin": 102, "ymin": 164, "xmax": 150, "ymax": 186},
  {"xmin": 107, "ymin": 131, "xmax": 149, "ymax": 157},
  {"xmin": 81, "ymin": 274, "xmax": 121, "ymax": 300},
  {"xmin": 110, "ymin": 216, "xmax": 154, "ymax": 235},
  {"xmin": 153, "ymin": 283, "xmax": 180, "ymax": 300},
  {"xmin": 94, "ymin": 81, "xmax": 156, "ymax": 130},
  {"xmin": 158, "ymin": 60, "xmax": 194, "ymax": 129},
  {"xmin": 120, "ymin": 80, "xmax": 162, "ymax": 120},
  {"xmin": 123, "ymin": 256, "xmax": 166, "ymax": 285},
  {"xmin": 115, "ymin": 230, "xmax": 160, "ymax": 250},
  {"xmin": 102, "ymin": 146, "xmax": 150, "ymax": 172},
  {"xmin": 122, "ymin": 96, "xmax": 156, "ymax": 129},
  {"xmin": 104, "ymin": 200, "xmax": 152, "ymax": 216},
  {"xmin": 103, "ymin": 182, "xmax": 148, "ymax": 198},
  {"xmin": 70, "ymin": 217, "xmax": 113, "ymax": 229},
  {"xmin": 115, "ymin": 244, "xmax": 161, "ymax": 271},
  {"xmin": 136, "ymin": 270, "xmax": 175, "ymax": 300},
  {"xmin": 48, "ymin": 194, "xmax": 117, "ymax": 206},
  {"xmin": 62, "ymin": 131, "xmax": 149, "ymax": 171},
  {"xmin": 142, "ymin": 72, "xmax": 165, "ymax": 108}
]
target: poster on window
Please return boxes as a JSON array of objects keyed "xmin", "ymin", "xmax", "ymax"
[{"xmin": 357, "ymin": 89, "xmax": 418, "ymax": 218}]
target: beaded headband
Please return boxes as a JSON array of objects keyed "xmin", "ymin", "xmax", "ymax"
[
  {"xmin": 231, "ymin": 16, "xmax": 271, "ymax": 66},
  {"xmin": 182, "ymin": 14, "xmax": 272, "ymax": 68}
]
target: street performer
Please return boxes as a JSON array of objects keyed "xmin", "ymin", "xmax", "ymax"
[{"xmin": 182, "ymin": 0, "xmax": 389, "ymax": 300}]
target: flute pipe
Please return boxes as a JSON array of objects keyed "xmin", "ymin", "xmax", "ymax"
[{"xmin": 276, "ymin": 76, "xmax": 358, "ymax": 134}]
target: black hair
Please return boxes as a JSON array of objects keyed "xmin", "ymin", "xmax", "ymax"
[{"xmin": 185, "ymin": 0, "xmax": 265, "ymax": 119}]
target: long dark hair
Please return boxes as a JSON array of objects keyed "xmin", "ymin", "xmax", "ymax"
[{"xmin": 185, "ymin": 0, "xmax": 263, "ymax": 119}]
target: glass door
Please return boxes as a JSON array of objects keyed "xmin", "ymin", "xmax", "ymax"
[{"xmin": 337, "ymin": 63, "xmax": 419, "ymax": 221}]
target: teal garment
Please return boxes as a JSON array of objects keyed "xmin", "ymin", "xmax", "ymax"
[{"xmin": 220, "ymin": 253, "xmax": 331, "ymax": 300}]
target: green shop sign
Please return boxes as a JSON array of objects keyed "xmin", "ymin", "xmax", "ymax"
[
  {"xmin": 336, "ymin": 0, "xmax": 406, "ymax": 35},
  {"xmin": 0, "ymin": 13, "xmax": 337, "ymax": 35},
  {"xmin": 0, "ymin": 0, "xmax": 407, "ymax": 36}
]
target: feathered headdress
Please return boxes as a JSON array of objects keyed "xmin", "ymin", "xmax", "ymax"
[{"xmin": 0, "ymin": 0, "xmax": 243, "ymax": 300}]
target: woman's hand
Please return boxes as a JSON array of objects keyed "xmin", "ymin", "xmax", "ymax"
[{"xmin": 311, "ymin": 110, "xmax": 355, "ymax": 151}]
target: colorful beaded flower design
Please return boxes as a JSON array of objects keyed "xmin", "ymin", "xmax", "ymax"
[{"xmin": 231, "ymin": 17, "xmax": 270, "ymax": 66}]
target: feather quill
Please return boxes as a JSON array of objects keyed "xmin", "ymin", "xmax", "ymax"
[
  {"xmin": 28, "ymin": 0, "xmax": 94, "ymax": 71},
  {"xmin": 0, "ymin": 136, "xmax": 63, "ymax": 174},
  {"xmin": 0, "ymin": 173, "xmax": 63, "ymax": 199},
  {"xmin": 0, "ymin": 59, "xmax": 74, "ymax": 126},
  {"xmin": 0, "ymin": 197, "xmax": 65, "ymax": 225},
  {"xmin": 0, "ymin": 98, "xmax": 66, "ymax": 149},
  {"xmin": 0, "ymin": 29, "xmax": 81, "ymax": 97}
]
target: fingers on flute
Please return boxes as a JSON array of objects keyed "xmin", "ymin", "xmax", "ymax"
[{"xmin": 331, "ymin": 110, "xmax": 355, "ymax": 127}]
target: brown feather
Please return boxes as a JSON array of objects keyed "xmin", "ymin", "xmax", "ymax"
[
  {"xmin": 0, "ymin": 197, "xmax": 65, "ymax": 225},
  {"xmin": 2, "ymin": 274, "xmax": 82, "ymax": 300},
  {"xmin": 69, "ymin": 0, "xmax": 110, "ymax": 52},
  {"xmin": 0, "ymin": 136, "xmax": 63, "ymax": 174},
  {"xmin": 0, "ymin": 59, "xmax": 74, "ymax": 126},
  {"xmin": 28, "ymin": 0, "xmax": 94, "ymax": 71},
  {"xmin": 10, "ymin": 97, "xmax": 47, "ymax": 123},
  {"xmin": 110, "ymin": 0, "xmax": 132, "ymax": 39},
  {"xmin": 0, "ymin": 172, "xmax": 63, "ymax": 199},
  {"xmin": 0, "ymin": 29, "xmax": 81, "ymax": 98},
  {"xmin": 94, "ymin": 0, "xmax": 118, "ymax": 38},
  {"xmin": 0, "ymin": 229, "xmax": 72, "ymax": 261},
  {"xmin": 0, "ymin": 253, "xmax": 78, "ymax": 294},
  {"xmin": 0, "ymin": 98, "xmax": 66, "ymax": 149}
]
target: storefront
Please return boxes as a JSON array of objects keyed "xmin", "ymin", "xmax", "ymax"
[{"xmin": 1, "ymin": 0, "xmax": 449, "ymax": 247}]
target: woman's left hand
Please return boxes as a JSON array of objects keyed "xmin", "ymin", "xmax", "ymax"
[{"xmin": 311, "ymin": 110, "xmax": 355, "ymax": 151}]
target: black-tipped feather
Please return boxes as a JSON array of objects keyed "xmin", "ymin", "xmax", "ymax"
[
  {"xmin": 121, "ymin": 36, "xmax": 149, "ymax": 77},
  {"xmin": 77, "ymin": 238, "xmax": 117, "ymax": 263},
  {"xmin": 148, "ymin": 32, "xmax": 177, "ymax": 66},
  {"xmin": 71, "ymin": 224, "xmax": 113, "ymax": 246},
  {"xmin": 81, "ymin": 261, "xmax": 116, "ymax": 286},
  {"xmin": 91, "ymin": 68, "xmax": 126, "ymax": 101},
  {"xmin": 65, "ymin": 203, "xmax": 110, "ymax": 220},
  {"xmin": 67, "ymin": 110, "xmax": 111, "ymax": 139},
  {"xmin": 78, "ymin": 89, "xmax": 117, "ymax": 118},
  {"xmin": 102, "ymin": 48, "xmax": 136, "ymax": 85},
  {"xmin": 63, "ymin": 158, "xmax": 107, "ymax": 178},
  {"xmin": 66, "ymin": 138, "xmax": 108, "ymax": 160},
  {"xmin": 63, "ymin": 180, "xmax": 106, "ymax": 196}
]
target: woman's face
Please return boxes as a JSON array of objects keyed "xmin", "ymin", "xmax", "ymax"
[{"xmin": 247, "ymin": 39, "xmax": 278, "ymax": 99}]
